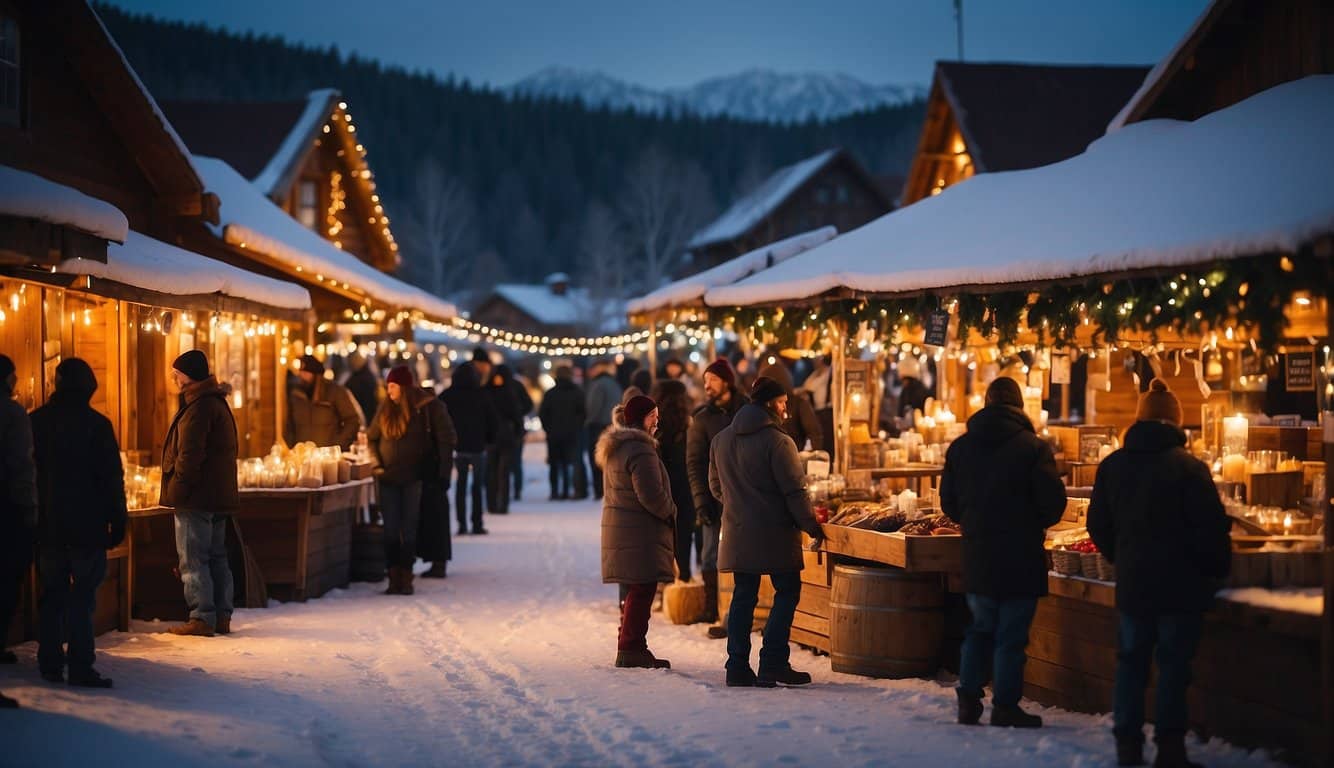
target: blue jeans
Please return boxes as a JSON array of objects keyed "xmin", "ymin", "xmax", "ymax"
[
  {"xmin": 455, "ymin": 453, "xmax": 486, "ymax": 529},
  {"xmin": 37, "ymin": 546, "xmax": 105, "ymax": 676},
  {"xmin": 1114, "ymin": 612, "xmax": 1203, "ymax": 741},
  {"xmin": 726, "ymin": 571, "xmax": 801, "ymax": 674},
  {"xmin": 700, "ymin": 520, "xmax": 720, "ymax": 571},
  {"xmin": 380, "ymin": 480, "xmax": 422, "ymax": 568},
  {"xmin": 175, "ymin": 510, "xmax": 233, "ymax": 628},
  {"xmin": 959, "ymin": 593, "xmax": 1038, "ymax": 706}
]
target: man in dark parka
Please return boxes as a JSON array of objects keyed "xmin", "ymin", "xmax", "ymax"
[
  {"xmin": 1088, "ymin": 379, "xmax": 1230, "ymax": 768},
  {"xmin": 0, "ymin": 353, "xmax": 36, "ymax": 682},
  {"xmin": 285, "ymin": 354, "xmax": 362, "ymax": 449},
  {"xmin": 30, "ymin": 358, "xmax": 126, "ymax": 687},
  {"xmin": 941, "ymin": 376, "xmax": 1065, "ymax": 728},
  {"xmin": 709, "ymin": 376, "xmax": 823, "ymax": 688}
]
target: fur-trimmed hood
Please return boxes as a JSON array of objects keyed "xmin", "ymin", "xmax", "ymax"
[{"xmin": 594, "ymin": 423, "xmax": 657, "ymax": 470}]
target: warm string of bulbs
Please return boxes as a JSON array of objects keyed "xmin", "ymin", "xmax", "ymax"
[{"xmin": 414, "ymin": 317, "xmax": 714, "ymax": 358}]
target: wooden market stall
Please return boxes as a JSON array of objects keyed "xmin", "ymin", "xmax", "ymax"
[{"xmin": 697, "ymin": 68, "xmax": 1334, "ymax": 764}]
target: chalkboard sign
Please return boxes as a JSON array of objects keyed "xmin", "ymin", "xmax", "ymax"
[
  {"xmin": 923, "ymin": 309, "xmax": 950, "ymax": 347},
  {"xmin": 1284, "ymin": 352, "xmax": 1314, "ymax": 392}
]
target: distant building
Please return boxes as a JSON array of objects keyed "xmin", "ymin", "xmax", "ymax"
[
  {"xmin": 901, "ymin": 62, "xmax": 1149, "ymax": 206},
  {"xmin": 471, "ymin": 273, "xmax": 625, "ymax": 341},
  {"xmin": 683, "ymin": 148, "xmax": 890, "ymax": 275}
]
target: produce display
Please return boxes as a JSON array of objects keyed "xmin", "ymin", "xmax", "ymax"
[{"xmin": 823, "ymin": 502, "xmax": 961, "ymax": 536}]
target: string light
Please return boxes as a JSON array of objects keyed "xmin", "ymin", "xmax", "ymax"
[{"xmin": 414, "ymin": 317, "xmax": 712, "ymax": 358}]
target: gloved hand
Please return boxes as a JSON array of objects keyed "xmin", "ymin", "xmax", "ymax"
[{"xmin": 807, "ymin": 534, "xmax": 825, "ymax": 552}]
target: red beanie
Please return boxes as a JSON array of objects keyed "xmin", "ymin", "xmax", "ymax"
[
  {"xmin": 386, "ymin": 365, "xmax": 415, "ymax": 389},
  {"xmin": 703, "ymin": 358, "xmax": 735, "ymax": 387},
  {"xmin": 623, "ymin": 395, "xmax": 657, "ymax": 427}
]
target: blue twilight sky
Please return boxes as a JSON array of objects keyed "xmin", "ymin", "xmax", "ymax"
[{"xmin": 104, "ymin": 0, "xmax": 1209, "ymax": 89}]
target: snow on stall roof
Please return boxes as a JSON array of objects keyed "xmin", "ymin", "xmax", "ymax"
[
  {"xmin": 251, "ymin": 89, "xmax": 339, "ymax": 197},
  {"xmin": 491, "ymin": 284, "xmax": 625, "ymax": 331},
  {"xmin": 706, "ymin": 76, "xmax": 1334, "ymax": 308},
  {"xmin": 61, "ymin": 231, "xmax": 312, "ymax": 311},
  {"xmin": 195, "ymin": 156, "xmax": 456, "ymax": 320},
  {"xmin": 687, "ymin": 149, "xmax": 837, "ymax": 250},
  {"xmin": 628, "ymin": 226, "xmax": 837, "ymax": 314},
  {"xmin": 0, "ymin": 165, "xmax": 129, "ymax": 243},
  {"xmin": 1106, "ymin": 0, "xmax": 1219, "ymax": 133}
]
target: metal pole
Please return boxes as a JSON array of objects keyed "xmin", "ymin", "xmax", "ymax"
[{"xmin": 954, "ymin": 0, "xmax": 965, "ymax": 61}]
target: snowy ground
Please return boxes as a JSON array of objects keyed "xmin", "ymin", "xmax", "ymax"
[{"xmin": 0, "ymin": 446, "xmax": 1282, "ymax": 768}]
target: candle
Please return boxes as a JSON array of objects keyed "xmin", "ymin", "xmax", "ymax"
[
  {"xmin": 1222, "ymin": 414, "xmax": 1248, "ymax": 455},
  {"xmin": 1221, "ymin": 453, "xmax": 1247, "ymax": 483},
  {"xmin": 1283, "ymin": 512, "xmax": 1292, "ymax": 535}
]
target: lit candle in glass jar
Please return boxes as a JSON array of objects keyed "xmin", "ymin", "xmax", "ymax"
[{"xmin": 1222, "ymin": 414, "xmax": 1248, "ymax": 456}]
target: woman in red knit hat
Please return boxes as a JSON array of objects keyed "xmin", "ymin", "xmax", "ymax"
[{"xmin": 595, "ymin": 395, "xmax": 677, "ymax": 669}]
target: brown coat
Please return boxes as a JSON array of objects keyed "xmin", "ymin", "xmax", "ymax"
[
  {"xmin": 368, "ymin": 388, "xmax": 456, "ymax": 485},
  {"xmin": 596, "ymin": 425, "xmax": 676, "ymax": 584},
  {"xmin": 160, "ymin": 377, "xmax": 239, "ymax": 514},
  {"xmin": 285, "ymin": 378, "xmax": 362, "ymax": 449},
  {"xmin": 709, "ymin": 403, "xmax": 820, "ymax": 574}
]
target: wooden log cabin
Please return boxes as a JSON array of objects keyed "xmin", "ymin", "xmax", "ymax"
[{"xmin": 683, "ymin": 148, "xmax": 890, "ymax": 276}]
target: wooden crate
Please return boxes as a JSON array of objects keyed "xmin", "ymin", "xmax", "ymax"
[
  {"xmin": 235, "ymin": 479, "xmax": 368, "ymax": 602},
  {"xmin": 818, "ymin": 524, "xmax": 962, "ymax": 573},
  {"xmin": 1246, "ymin": 469, "xmax": 1302, "ymax": 507}
]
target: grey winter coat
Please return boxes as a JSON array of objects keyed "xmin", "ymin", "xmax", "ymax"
[
  {"xmin": 596, "ymin": 424, "xmax": 676, "ymax": 584},
  {"xmin": 585, "ymin": 372, "xmax": 623, "ymax": 428},
  {"xmin": 286, "ymin": 378, "xmax": 362, "ymax": 449},
  {"xmin": 686, "ymin": 389, "xmax": 746, "ymax": 527},
  {"xmin": 709, "ymin": 403, "xmax": 820, "ymax": 574}
]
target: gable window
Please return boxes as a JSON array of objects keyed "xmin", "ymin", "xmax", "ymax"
[
  {"xmin": 297, "ymin": 179, "xmax": 319, "ymax": 230},
  {"xmin": 836, "ymin": 184, "xmax": 849, "ymax": 204},
  {"xmin": 814, "ymin": 186, "xmax": 830, "ymax": 205},
  {"xmin": 0, "ymin": 15, "xmax": 19, "ymax": 127}
]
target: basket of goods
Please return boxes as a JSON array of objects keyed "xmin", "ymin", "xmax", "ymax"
[
  {"xmin": 1051, "ymin": 540, "xmax": 1092, "ymax": 576},
  {"xmin": 827, "ymin": 503, "xmax": 907, "ymax": 532},
  {"xmin": 1095, "ymin": 554, "xmax": 1116, "ymax": 581},
  {"xmin": 897, "ymin": 513, "xmax": 961, "ymax": 536}
]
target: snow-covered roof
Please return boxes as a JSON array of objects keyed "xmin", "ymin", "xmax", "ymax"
[
  {"xmin": 252, "ymin": 89, "xmax": 339, "ymax": 198},
  {"xmin": 61, "ymin": 230, "xmax": 312, "ymax": 312},
  {"xmin": 1106, "ymin": 0, "xmax": 1219, "ymax": 133},
  {"xmin": 628, "ymin": 226, "xmax": 837, "ymax": 314},
  {"xmin": 195, "ymin": 156, "xmax": 456, "ymax": 320},
  {"xmin": 688, "ymin": 149, "xmax": 838, "ymax": 250},
  {"xmin": 488, "ymin": 284, "xmax": 625, "ymax": 331},
  {"xmin": 0, "ymin": 164, "xmax": 129, "ymax": 243},
  {"xmin": 705, "ymin": 76, "xmax": 1334, "ymax": 307}
]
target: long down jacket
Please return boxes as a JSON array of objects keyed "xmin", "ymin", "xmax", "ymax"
[
  {"xmin": 1088, "ymin": 420, "xmax": 1231, "ymax": 616},
  {"xmin": 285, "ymin": 377, "xmax": 362, "ymax": 449},
  {"xmin": 160, "ymin": 377, "xmax": 240, "ymax": 514},
  {"xmin": 940, "ymin": 404, "xmax": 1066, "ymax": 598},
  {"xmin": 709, "ymin": 403, "xmax": 821, "ymax": 574},
  {"xmin": 597, "ymin": 425, "xmax": 676, "ymax": 584}
]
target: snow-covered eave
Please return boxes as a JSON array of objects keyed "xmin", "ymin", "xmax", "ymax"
[
  {"xmin": 686, "ymin": 149, "xmax": 838, "ymax": 250},
  {"xmin": 252, "ymin": 89, "xmax": 340, "ymax": 199},
  {"xmin": 0, "ymin": 164, "xmax": 129, "ymax": 243},
  {"xmin": 1106, "ymin": 0, "xmax": 1221, "ymax": 133}
]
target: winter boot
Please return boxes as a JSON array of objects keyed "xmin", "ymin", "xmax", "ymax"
[
  {"xmin": 67, "ymin": 668, "xmax": 113, "ymax": 689},
  {"xmin": 216, "ymin": 615, "xmax": 232, "ymax": 635},
  {"xmin": 726, "ymin": 667, "xmax": 757, "ymax": 687},
  {"xmin": 168, "ymin": 618, "xmax": 215, "ymax": 637},
  {"xmin": 757, "ymin": 666, "xmax": 812, "ymax": 687},
  {"xmin": 700, "ymin": 570, "xmax": 720, "ymax": 624},
  {"xmin": 400, "ymin": 569, "xmax": 415, "ymax": 596},
  {"xmin": 456, "ymin": 525, "xmax": 468, "ymax": 536},
  {"xmin": 614, "ymin": 649, "xmax": 671, "ymax": 669},
  {"xmin": 40, "ymin": 668, "xmax": 63, "ymax": 684},
  {"xmin": 1152, "ymin": 733, "xmax": 1202, "ymax": 768},
  {"xmin": 706, "ymin": 624, "xmax": 728, "ymax": 640},
  {"xmin": 956, "ymin": 688, "xmax": 984, "ymax": 725},
  {"xmin": 383, "ymin": 567, "xmax": 402, "ymax": 595},
  {"xmin": 423, "ymin": 561, "xmax": 447, "ymax": 579},
  {"xmin": 0, "ymin": 691, "xmax": 17, "ymax": 708},
  {"xmin": 1117, "ymin": 735, "xmax": 1146, "ymax": 766},
  {"xmin": 990, "ymin": 703, "xmax": 1042, "ymax": 728}
]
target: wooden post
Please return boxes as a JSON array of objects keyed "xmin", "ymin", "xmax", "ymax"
[
  {"xmin": 647, "ymin": 318, "xmax": 659, "ymax": 387},
  {"xmin": 1323, "ymin": 255, "xmax": 1333, "ymax": 767},
  {"xmin": 830, "ymin": 318, "xmax": 848, "ymax": 474}
]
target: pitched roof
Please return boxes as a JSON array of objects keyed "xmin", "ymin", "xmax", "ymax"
[
  {"xmin": 934, "ymin": 62, "xmax": 1150, "ymax": 172},
  {"xmin": 1106, "ymin": 1, "xmax": 1221, "ymax": 132},
  {"xmin": 688, "ymin": 149, "xmax": 838, "ymax": 250},
  {"xmin": 486, "ymin": 284, "xmax": 626, "ymax": 332}
]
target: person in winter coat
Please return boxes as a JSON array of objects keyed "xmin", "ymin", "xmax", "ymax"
[
  {"xmin": 0, "ymin": 354, "xmax": 36, "ymax": 669},
  {"xmin": 160, "ymin": 350, "xmax": 239, "ymax": 637},
  {"xmin": 415, "ymin": 385, "xmax": 457, "ymax": 580},
  {"xmin": 598, "ymin": 395, "xmax": 676, "ymax": 669},
  {"xmin": 485, "ymin": 365, "xmax": 522, "ymax": 515},
  {"xmin": 440, "ymin": 364, "xmax": 497, "ymax": 535},
  {"xmin": 343, "ymin": 351, "xmax": 383, "ymax": 428},
  {"xmin": 650, "ymin": 380, "xmax": 697, "ymax": 582},
  {"xmin": 896, "ymin": 356, "xmax": 931, "ymax": 423},
  {"xmin": 286, "ymin": 355, "xmax": 362, "ymax": 449},
  {"xmin": 686, "ymin": 358, "xmax": 746, "ymax": 639},
  {"xmin": 709, "ymin": 376, "xmax": 823, "ymax": 687},
  {"xmin": 505, "ymin": 368, "xmax": 534, "ymax": 502},
  {"xmin": 370, "ymin": 366, "xmax": 454, "ymax": 594},
  {"xmin": 941, "ymin": 376, "xmax": 1066, "ymax": 728},
  {"xmin": 757, "ymin": 360, "xmax": 823, "ymax": 451},
  {"xmin": 1088, "ymin": 379, "xmax": 1231, "ymax": 768},
  {"xmin": 585, "ymin": 360, "xmax": 623, "ymax": 502},
  {"xmin": 803, "ymin": 354, "xmax": 836, "ymax": 458},
  {"xmin": 30, "ymin": 358, "xmax": 126, "ymax": 688},
  {"xmin": 539, "ymin": 366, "xmax": 585, "ymax": 500}
]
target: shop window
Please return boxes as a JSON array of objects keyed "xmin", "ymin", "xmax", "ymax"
[
  {"xmin": 297, "ymin": 179, "xmax": 319, "ymax": 229},
  {"xmin": 0, "ymin": 16, "xmax": 19, "ymax": 127}
]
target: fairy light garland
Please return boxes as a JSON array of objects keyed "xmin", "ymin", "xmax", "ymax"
[{"xmin": 414, "ymin": 316, "xmax": 713, "ymax": 358}]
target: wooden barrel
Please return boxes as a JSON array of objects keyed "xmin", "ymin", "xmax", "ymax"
[
  {"xmin": 829, "ymin": 564, "xmax": 944, "ymax": 678},
  {"xmin": 717, "ymin": 572, "xmax": 775, "ymax": 630}
]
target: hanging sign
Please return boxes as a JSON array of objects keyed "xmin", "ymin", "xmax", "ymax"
[
  {"xmin": 1050, "ymin": 354, "xmax": 1071, "ymax": 385},
  {"xmin": 1284, "ymin": 352, "xmax": 1314, "ymax": 392},
  {"xmin": 923, "ymin": 309, "xmax": 950, "ymax": 347}
]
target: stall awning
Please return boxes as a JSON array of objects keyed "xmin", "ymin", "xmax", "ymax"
[
  {"xmin": 0, "ymin": 164, "xmax": 129, "ymax": 243},
  {"xmin": 194, "ymin": 156, "xmax": 456, "ymax": 321},
  {"xmin": 627, "ymin": 226, "xmax": 836, "ymax": 315},
  {"xmin": 706, "ymin": 75, "xmax": 1334, "ymax": 307},
  {"xmin": 60, "ymin": 230, "xmax": 312, "ymax": 319}
]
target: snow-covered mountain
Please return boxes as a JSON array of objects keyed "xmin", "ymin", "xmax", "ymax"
[{"xmin": 507, "ymin": 67, "xmax": 926, "ymax": 123}]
